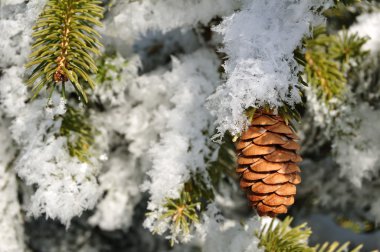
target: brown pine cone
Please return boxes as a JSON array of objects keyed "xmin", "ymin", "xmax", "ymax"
[{"xmin": 236, "ymin": 110, "xmax": 302, "ymax": 217}]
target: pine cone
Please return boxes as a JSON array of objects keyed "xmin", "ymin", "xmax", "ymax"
[{"xmin": 236, "ymin": 110, "xmax": 302, "ymax": 217}]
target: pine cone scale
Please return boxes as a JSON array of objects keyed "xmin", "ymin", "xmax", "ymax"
[
  {"xmin": 253, "ymin": 132, "xmax": 288, "ymax": 145},
  {"xmin": 275, "ymin": 183, "xmax": 296, "ymax": 195},
  {"xmin": 242, "ymin": 144, "xmax": 276, "ymax": 155},
  {"xmin": 243, "ymin": 171, "xmax": 272, "ymax": 180},
  {"xmin": 236, "ymin": 110, "xmax": 302, "ymax": 217},
  {"xmin": 250, "ymin": 160, "xmax": 286, "ymax": 172}
]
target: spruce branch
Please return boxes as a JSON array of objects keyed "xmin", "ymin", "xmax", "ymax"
[
  {"xmin": 58, "ymin": 105, "xmax": 95, "ymax": 163},
  {"xmin": 333, "ymin": 0, "xmax": 361, "ymax": 5},
  {"xmin": 314, "ymin": 242, "xmax": 362, "ymax": 252},
  {"xmin": 25, "ymin": 0, "xmax": 104, "ymax": 103},
  {"xmin": 95, "ymin": 53, "xmax": 126, "ymax": 84},
  {"xmin": 302, "ymin": 26, "xmax": 367, "ymax": 104},
  {"xmin": 258, "ymin": 217, "xmax": 313, "ymax": 252},
  {"xmin": 257, "ymin": 217, "xmax": 364, "ymax": 252},
  {"xmin": 160, "ymin": 189, "xmax": 200, "ymax": 246},
  {"xmin": 151, "ymin": 174, "xmax": 217, "ymax": 246}
]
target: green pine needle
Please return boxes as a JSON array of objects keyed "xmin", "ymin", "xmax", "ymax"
[
  {"xmin": 257, "ymin": 217, "xmax": 363, "ymax": 252},
  {"xmin": 303, "ymin": 26, "xmax": 367, "ymax": 104},
  {"xmin": 95, "ymin": 53, "xmax": 126, "ymax": 84},
  {"xmin": 161, "ymin": 190, "xmax": 200, "ymax": 246},
  {"xmin": 58, "ymin": 106, "xmax": 95, "ymax": 163},
  {"xmin": 258, "ymin": 217, "xmax": 313, "ymax": 252},
  {"xmin": 314, "ymin": 242, "xmax": 362, "ymax": 252},
  {"xmin": 26, "ymin": 0, "xmax": 104, "ymax": 103}
]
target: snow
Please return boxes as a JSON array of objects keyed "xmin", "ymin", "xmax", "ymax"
[
  {"xmin": 333, "ymin": 103, "xmax": 380, "ymax": 187},
  {"xmin": 304, "ymin": 10, "xmax": 380, "ymax": 186},
  {"xmin": 0, "ymin": 0, "xmax": 46, "ymax": 68},
  {"xmin": 0, "ymin": 0, "xmax": 379, "ymax": 250},
  {"xmin": 349, "ymin": 12, "xmax": 380, "ymax": 55},
  {"xmin": 0, "ymin": 114, "xmax": 25, "ymax": 252},
  {"xmin": 142, "ymin": 49, "xmax": 220, "ymax": 239},
  {"xmin": 12, "ymin": 96, "xmax": 100, "ymax": 226},
  {"xmin": 207, "ymin": 0, "xmax": 331, "ymax": 137},
  {"xmin": 0, "ymin": 0, "xmax": 101, "ymax": 226},
  {"xmin": 89, "ymin": 150, "xmax": 142, "ymax": 230}
]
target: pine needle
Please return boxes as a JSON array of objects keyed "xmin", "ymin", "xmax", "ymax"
[
  {"xmin": 257, "ymin": 217, "xmax": 364, "ymax": 252},
  {"xmin": 302, "ymin": 26, "xmax": 367, "ymax": 104},
  {"xmin": 26, "ymin": 0, "xmax": 104, "ymax": 103},
  {"xmin": 58, "ymin": 105, "xmax": 95, "ymax": 163},
  {"xmin": 258, "ymin": 217, "xmax": 313, "ymax": 252}
]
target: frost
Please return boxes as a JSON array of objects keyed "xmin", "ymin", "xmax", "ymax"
[
  {"xmin": 0, "ymin": 0, "xmax": 46, "ymax": 68},
  {"xmin": 333, "ymin": 103, "xmax": 380, "ymax": 186},
  {"xmin": 0, "ymin": 67, "xmax": 28, "ymax": 117},
  {"xmin": 89, "ymin": 50, "xmax": 221, "ymax": 236},
  {"xmin": 142, "ymin": 49, "xmax": 220, "ymax": 236},
  {"xmin": 303, "ymin": 87, "xmax": 380, "ymax": 186},
  {"xmin": 299, "ymin": 157, "xmax": 380, "ymax": 223},
  {"xmin": 0, "ymin": 0, "xmax": 101, "ymax": 225},
  {"xmin": 208, "ymin": 0, "xmax": 331, "ymax": 137},
  {"xmin": 89, "ymin": 150, "xmax": 142, "ymax": 230},
  {"xmin": 12, "ymin": 97, "xmax": 100, "ymax": 226},
  {"xmin": 92, "ymin": 55, "xmax": 141, "ymax": 106},
  {"xmin": 0, "ymin": 114, "xmax": 25, "ymax": 252},
  {"xmin": 304, "ymin": 11, "xmax": 380, "ymax": 186},
  {"xmin": 2, "ymin": 0, "xmax": 378, "ymax": 250},
  {"xmin": 0, "ymin": 0, "xmax": 46, "ymax": 117}
]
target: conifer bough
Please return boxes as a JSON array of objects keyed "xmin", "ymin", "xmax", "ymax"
[
  {"xmin": 236, "ymin": 109, "xmax": 302, "ymax": 217},
  {"xmin": 26, "ymin": 0, "xmax": 103, "ymax": 103}
]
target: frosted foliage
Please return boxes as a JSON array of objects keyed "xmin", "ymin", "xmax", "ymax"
[
  {"xmin": 299, "ymin": 157, "xmax": 380, "ymax": 222},
  {"xmin": 0, "ymin": 0, "xmax": 46, "ymax": 117},
  {"xmin": 142, "ymin": 50, "xmax": 220, "ymax": 235},
  {"xmin": 89, "ymin": 151, "xmax": 142, "ymax": 230},
  {"xmin": 200, "ymin": 205, "xmax": 262, "ymax": 252},
  {"xmin": 0, "ymin": 0, "xmax": 101, "ymax": 226},
  {"xmin": 333, "ymin": 104, "xmax": 380, "ymax": 187},
  {"xmin": 305, "ymin": 86, "xmax": 380, "ymax": 186},
  {"xmin": 143, "ymin": 50, "xmax": 219, "ymax": 203},
  {"xmin": 208, "ymin": 0, "xmax": 330, "ymax": 137},
  {"xmin": 11, "ymin": 97, "xmax": 100, "ymax": 226},
  {"xmin": 304, "ymin": 87, "xmax": 358, "ymax": 138},
  {"xmin": 93, "ymin": 55, "xmax": 166, "ymax": 157},
  {"xmin": 0, "ymin": 115, "xmax": 25, "ymax": 252},
  {"xmin": 3, "ymin": 0, "xmax": 379, "ymax": 250},
  {"xmin": 89, "ymin": 49, "xmax": 220, "ymax": 235},
  {"xmin": 87, "ymin": 54, "xmax": 168, "ymax": 232},
  {"xmin": 0, "ymin": 67, "xmax": 28, "ymax": 117},
  {"xmin": 349, "ymin": 12, "xmax": 380, "ymax": 55},
  {"xmin": 92, "ymin": 55, "xmax": 140, "ymax": 106}
]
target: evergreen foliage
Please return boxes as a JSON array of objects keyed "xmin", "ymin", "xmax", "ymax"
[
  {"xmin": 2, "ymin": 0, "xmax": 379, "ymax": 250},
  {"xmin": 207, "ymin": 134, "xmax": 236, "ymax": 187},
  {"xmin": 158, "ymin": 190, "xmax": 200, "ymax": 246},
  {"xmin": 58, "ymin": 105, "xmax": 95, "ymax": 163},
  {"xmin": 302, "ymin": 26, "xmax": 367, "ymax": 104},
  {"xmin": 95, "ymin": 53, "xmax": 125, "ymax": 84},
  {"xmin": 257, "ymin": 217, "xmax": 363, "ymax": 252},
  {"xmin": 25, "ymin": 0, "xmax": 104, "ymax": 103},
  {"xmin": 258, "ymin": 217, "xmax": 312, "ymax": 252}
]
